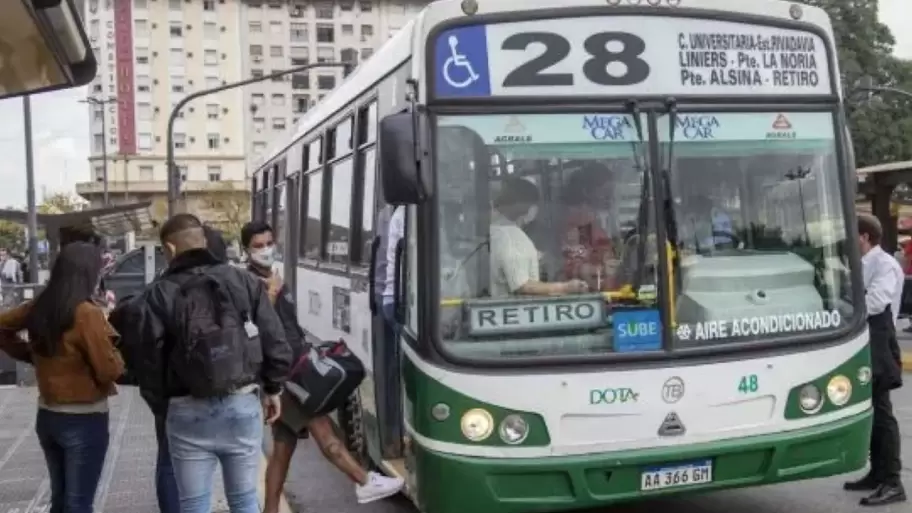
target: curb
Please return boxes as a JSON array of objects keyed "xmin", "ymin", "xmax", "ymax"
[{"xmin": 904, "ymin": 352, "xmax": 912, "ymax": 371}]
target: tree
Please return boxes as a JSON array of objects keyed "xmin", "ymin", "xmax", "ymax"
[
  {"xmin": 39, "ymin": 192, "xmax": 83, "ymax": 214},
  {"xmin": 0, "ymin": 220, "xmax": 24, "ymax": 252},
  {"xmin": 201, "ymin": 182, "xmax": 250, "ymax": 242},
  {"xmin": 797, "ymin": 0, "xmax": 912, "ymax": 167}
]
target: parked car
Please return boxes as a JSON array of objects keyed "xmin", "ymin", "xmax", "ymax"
[{"xmin": 102, "ymin": 246, "xmax": 166, "ymax": 302}]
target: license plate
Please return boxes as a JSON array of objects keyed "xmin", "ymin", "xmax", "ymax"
[{"xmin": 640, "ymin": 459, "xmax": 713, "ymax": 491}]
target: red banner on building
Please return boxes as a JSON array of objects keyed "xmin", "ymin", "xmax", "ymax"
[{"xmin": 113, "ymin": 0, "xmax": 136, "ymax": 154}]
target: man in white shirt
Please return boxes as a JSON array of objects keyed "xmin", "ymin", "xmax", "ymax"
[
  {"xmin": 844, "ymin": 214, "xmax": 906, "ymax": 506},
  {"xmin": 490, "ymin": 178, "xmax": 587, "ymax": 297}
]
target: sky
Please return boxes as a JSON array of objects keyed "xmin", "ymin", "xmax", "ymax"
[{"xmin": 0, "ymin": 3, "xmax": 908, "ymax": 209}]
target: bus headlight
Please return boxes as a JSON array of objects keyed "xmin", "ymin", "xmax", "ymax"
[
  {"xmin": 460, "ymin": 408, "xmax": 494, "ymax": 442},
  {"xmin": 798, "ymin": 384, "xmax": 823, "ymax": 413},
  {"xmin": 857, "ymin": 366, "xmax": 872, "ymax": 385},
  {"xmin": 827, "ymin": 375, "xmax": 852, "ymax": 406},
  {"xmin": 498, "ymin": 414, "xmax": 529, "ymax": 445}
]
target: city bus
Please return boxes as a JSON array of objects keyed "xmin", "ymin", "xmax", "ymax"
[{"xmin": 250, "ymin": 1, "xmax": 869, "ymax": 512}]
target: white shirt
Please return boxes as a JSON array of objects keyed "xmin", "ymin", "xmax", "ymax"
[
  {"xmin": 489, "ymin": 211, "xmax": 539, "ymax": 297},
  {"xmin": 382, "ymin": 207, "xmax": 405, "ymax": 303},
  {"xmin": 862, "ymin": 245, "xmax": 904, "ymax": 326},
  {"xmin": 0, "ymin": 258, "xmax": 20, "ymax": 283}
]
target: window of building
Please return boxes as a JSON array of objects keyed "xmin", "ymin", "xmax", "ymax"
[
  {"xmin": 270, "ymin": 69, "xmax": 284, "ymax": 82},
  {"xmin": 317, "ymin": 75, "xmax": 335, "ymax": 90},
  {"xmin": 271, "ymin": 94, "xmax": 286, "ymax": 106},
  {"xmin": 328, "ymin": 159, "xmax": 353, "ymax": 263},
  {"xmin": 203, "ymin": 22, "xmax": 218, "ymax": 39},
  {"xmin": 203, "ymin": 0, "xmax": 215, "ymax": 11},
  {"xmin": 317, "ymin": 46, "xmax": 334, "ymax": 63},
  {"xmin": 205, "ymin": 76, "xmax": 220, "ymax": 88},
  {"xmin": 93, "ymin": 165, "xmax": 104, "ymax": 183},
  {"xmin": 173, "ymin": 133, "xmax": 187, "ymax": 149},
  {"xmin": 207, "ymin": 134, "xmax": 220, "ymax": 150},
  {"xmin": 206, "ymin": 104, "xmax": 219, "ymax": 120},
  {"xmin": 270, "ymin": 21, "xmax": 283, "ymax": 35},
  {"xmin": 249, "ymin": 21, "xmax": 262, "ymax": 33},
  {"xmin": 360, "ymin": 25, "xmax": 373, "ymax": 39},
  {"xmin": 316, "ymin": 24, "xmax": 334, "ymax": 43},
  {"xmin": 139, "ymin": 165, "xmax": 154, "ymax": 181},
  {"xmin": 137, "ymin": 102, "xmax": 152, "ymax": 120},
  {"xmin": 250, "ymin": 45, "xmax": 263, "ymax": 57},
  {"xmin": 91, "ymin": 82, "xmax": 102, "ymax": 93},
  {"xmin": 340, "ymin": 48, "xmax": 357, "ymax": 67},
  {"xmin": 92, "ymin": 105, "xmax": 103, "ymax": 121},
  {"xmin": 134, "ymin": 20, "xmax": 149, "ymax": 37},
  {"xmin": 204, "ymin": 49, "xmax": 218, "ymax": 66},
  {"xmin": 292, "ymin": 73, "xmax": 309, "ymax": 90},
  {"xmin": 251, "ymin": 69, "xmax": 264, "ymax": 79},
  {"xmin": 270, "ymin": 45, "xmax": 283, "ymax": 57},
  {"xmin": 171, "ymin": 75, "xmax": 185, "ymax": 93},
  {"xmin": 359, "ymin": 1, "xmax": 372, "ymax": 12},
  {"xmin": 168, "ymin": 0, "xmax": 181, "ymax": 10},
  {"xmin": 178, "ymin": 165, "xmax": 188, "ymax": 181},
  {"xmin": 93, "ymin": 134, "xmax": 104, "ymax": 153},
  {"xmin": 360, "ymin": 48, "xmax": 373, "ymax": 60},
  {"xmin": 135, "ymin": 0, "xmax": 148, "ymax": 9},
  {"xmin": 273, "ymin": 118, "xmax": 286, "ymax": 130},
  {"xmin": 303, "ymin": 172, "xmax": 323, "ymax": 258},
  {"xmin": 207, "ymin": 166, "xmax": 222, "ymax": 182},
  {"xmin": 169, "ymin": 22, "xmax": 182, "ymax": 37},
  {"xmin": 316, "ymin": 2, "xmax": 333, "ymax": 18},
  {"xmin": 138, "ymin": 133, "xmax": 153, "ymax": 150},
  {"xmin": 340, "ymin": 0, "xmax": 354, "ymax": 11},
  {"xmin": 252, "ymin": 94, "xmax": 265, "ymax": 107},
  {"xmin": 253, "ymin": 142, "xmax": 267, "ymax": 154},
  {"xmin": 293, "ymin": 94, "xmax": 310, "ymax": 113},
  {"xmin": 137, "ymin": 75, "xmax": 151, "ymax": 92},
  {"xmin": 170, "ymin": 48, "xmax": 184, "ymax": 64},
  {"xmin": 290, "ymin": 3, "xmax": 305, "ymax": 17},
  {"xmin": 253, "ymin": 118, "xmax": 265, "ymax": 131},
  {"xmin": 135, "ymin": 47, "xmax": 150, "ymax": 64},
  {"xmin": 290, "ymin": 23, "xmax": 307, "ymax": 42},
  {"xmin": 342, "ymin": 24, "xmax": 353, "ymax": 36}
]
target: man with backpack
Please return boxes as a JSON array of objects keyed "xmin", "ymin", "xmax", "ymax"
[
  {"xmin": 125, "ymin": 214, "xmax": 292, "ymax": 513},
  {"xmin": 240, "ymin": 221, "xmax": 404, "ymax": 510}
]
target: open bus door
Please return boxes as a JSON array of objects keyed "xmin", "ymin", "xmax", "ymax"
[{"xmin": 1, "ymin": 0, "xmax": 96, "ymax": 100}]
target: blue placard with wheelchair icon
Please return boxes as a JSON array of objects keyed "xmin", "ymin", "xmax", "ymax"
[{"xmin": 433, "ymin": 25, "xmax": 491, "ymax": 98}]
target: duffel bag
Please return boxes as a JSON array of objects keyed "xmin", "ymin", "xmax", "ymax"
[{"xmin": 285, "ymin": 339, "xmax": 365, "ymax": 416}]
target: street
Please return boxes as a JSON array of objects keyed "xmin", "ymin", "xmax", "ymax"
[{"xmin": 0, "ymin": 385, "xmax": 910, "ymax": 513}]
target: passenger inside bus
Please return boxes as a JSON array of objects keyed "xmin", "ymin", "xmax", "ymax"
[{"xmin": 489, "ymin": 178, "xmax": 588, "ymax": 297}]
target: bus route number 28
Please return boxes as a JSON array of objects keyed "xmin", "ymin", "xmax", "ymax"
[{"xmin": 500, "ymin": 31, "xmax": 651, "ymax": 88}]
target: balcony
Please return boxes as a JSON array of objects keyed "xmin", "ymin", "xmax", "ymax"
[{"xmin": 76, "ymin": 179, "xmax": 248, "ymax": 197}]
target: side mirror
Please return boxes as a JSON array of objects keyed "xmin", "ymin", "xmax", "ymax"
[{"xmin": 379, "ymin": 111, "xmax": 431, "ymax": 205}]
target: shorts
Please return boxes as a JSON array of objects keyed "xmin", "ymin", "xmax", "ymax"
[{"xmin": 271, "ymin": 387, "xmax": 311, "ymax": 444}]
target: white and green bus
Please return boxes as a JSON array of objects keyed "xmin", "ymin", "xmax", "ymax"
[{"xmin": 251, "ymin": 0, "xmax": 869, "ymax": 511}]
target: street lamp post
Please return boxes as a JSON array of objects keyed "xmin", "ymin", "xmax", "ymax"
[
  {"xmin": 81, "ymin": 96, "xmax": 118, "ymax": 206},
  {"xmin": 166, "ymin": 62, "xmax": 351, "ymax": 217}
]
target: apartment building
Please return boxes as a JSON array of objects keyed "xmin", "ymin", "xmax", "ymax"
[
  {"xmin": 76, "ymin": 0, "xmax": 425, "ymax": 227},
  {"xmin": 239, "ymin": 0, "xmax": 426, "ymax": 170}
]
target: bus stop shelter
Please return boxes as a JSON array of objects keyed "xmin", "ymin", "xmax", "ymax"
[
  {"xmin": 856, "ymin": 160, "xmax": 912, "ymax": 255},
  {"xmin": 0, "ymin": 201, "xmax": 154, "ymax": 264}
]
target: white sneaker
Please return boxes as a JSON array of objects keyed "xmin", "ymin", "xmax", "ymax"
[{"xmin": 356, "ymin": 471, "xmax": 405, "ymax": 504}]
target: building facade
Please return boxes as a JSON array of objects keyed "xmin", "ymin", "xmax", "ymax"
[{"xmin": 76, "ymin": 0, "xmax": 426, "ymax": 230}]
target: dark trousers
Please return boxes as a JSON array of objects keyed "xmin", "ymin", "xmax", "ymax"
[
  {"xmin": 154, "ymin": 415, "xmax": 181, "ymax": 513},
  {"xmin": 871, "ymin": 383, "xmax": 903, "ymax": 485},
  {"xmin": 36, "ymin": 409, "xmax": 110, "ymax": 513}
]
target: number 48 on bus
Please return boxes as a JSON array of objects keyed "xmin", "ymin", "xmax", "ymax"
[{"xmin": 738, "ymin": 374, "xmax": 759, "ymax": 394}]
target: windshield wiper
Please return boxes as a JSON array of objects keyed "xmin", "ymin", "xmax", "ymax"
[
  {"xmin": 628, "ymin": 100, "xmax": 651, "ymax": 295},
  {"xmin": 663, "ymin": 98, "xmax": 680, "ymax": 261}
]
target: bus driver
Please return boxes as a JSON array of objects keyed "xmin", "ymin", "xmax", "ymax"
[{"xmin": 490, "ymin": 178, "xmax": 588, "ymax": 298}]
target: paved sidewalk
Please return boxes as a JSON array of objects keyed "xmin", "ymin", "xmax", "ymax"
[{"xmin": 0, "ymin": 386, "xmax": 229, "ymax": 513}]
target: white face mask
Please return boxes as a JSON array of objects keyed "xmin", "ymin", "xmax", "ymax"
[{"xmin": 250, "ymin": 245, "xmax": 276, "ymax": 268}]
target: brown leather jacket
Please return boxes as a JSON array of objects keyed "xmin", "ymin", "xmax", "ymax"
[{"xmin": 0, "ymin": 301, "xmax": 124, "ymax": 404}]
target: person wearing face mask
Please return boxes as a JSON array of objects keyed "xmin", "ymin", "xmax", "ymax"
[{"xmin": 491, "ymin": 178, "xmax": 588, "ymax": 298}]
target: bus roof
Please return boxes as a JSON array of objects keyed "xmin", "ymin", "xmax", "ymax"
[{"xmin": 255, "ymin": 0, "xmax": 834, "ymax": 173}]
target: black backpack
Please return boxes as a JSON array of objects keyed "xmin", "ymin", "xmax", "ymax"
[{"xmin": 168, "ymin": 269, "xmax": 256, "ymax": 398}]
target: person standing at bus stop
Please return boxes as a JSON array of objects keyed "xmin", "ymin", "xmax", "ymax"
[{"xmin": 844, "ymin": 214, "xmax": 906, "ymax": 506}]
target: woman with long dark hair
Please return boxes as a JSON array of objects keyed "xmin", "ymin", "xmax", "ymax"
[{"xmin": 0, "ymin": 242, "xmax": 124, "ymax": 513}]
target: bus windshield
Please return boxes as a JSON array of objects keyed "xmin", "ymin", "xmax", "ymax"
[
  {"xmin": 662, "ymin": 111, "xmax": 854, "ymax": 346},
  {"xmin": 435, "ymin": 113, "xmax": 658, "ymax": 359}
]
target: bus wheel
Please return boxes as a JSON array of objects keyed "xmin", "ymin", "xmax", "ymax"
[{"xmin": 339, "ymin": 391, "xmax": 371, "ymax": 467}]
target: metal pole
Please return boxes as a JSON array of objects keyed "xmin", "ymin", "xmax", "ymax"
[
  {"xmin": 166, "ymin": 61, "xmax": 351, "ymax": 217},
  {"xmin": 101, "ymin": 103, "xmax": 109, "ymax": 205},
  {"xmin": 23, "ymin": 96, "xmax": 39, "ymax": 283}
]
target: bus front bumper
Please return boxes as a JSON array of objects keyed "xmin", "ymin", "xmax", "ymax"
[{"xmin": 412, "ymin": 409, "xmax": 871, "ymax": 513}]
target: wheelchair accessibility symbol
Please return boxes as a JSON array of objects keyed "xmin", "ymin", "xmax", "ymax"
[{"xmin": 442, "ymin": 35, "xmax": 479, "ymax": 89}]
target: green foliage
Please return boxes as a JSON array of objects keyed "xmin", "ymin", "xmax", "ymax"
[{"xmin": 797, "ymin": 0, "xmax": 912, "ymax": 168}]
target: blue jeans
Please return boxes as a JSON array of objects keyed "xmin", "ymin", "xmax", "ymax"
[
  {"xmin": 166, "ymin": 392, "xmax": 262, "ymax": 513},
  {"xmin": 154, "ymin": 415, "xmax": 180, "ymax": 513},
  {"xmin": 35, "ymin": 409, "xmax": 110, "ymax": 513}
]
